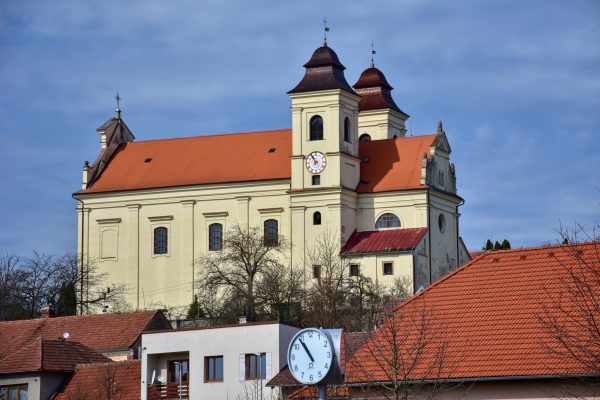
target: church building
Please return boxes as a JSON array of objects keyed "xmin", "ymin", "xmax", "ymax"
[{"xmin": 74, "ymin": 42, "xmax": 470, "ymax": 311}]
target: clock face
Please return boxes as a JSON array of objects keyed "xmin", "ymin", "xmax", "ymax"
[
  {"xmin": 287, "ymin": 328, "xmax": 333, "ymax": 384},
  {"xmin": 306, "ymin": 151, "xmax": 326, "ymax": 174}
]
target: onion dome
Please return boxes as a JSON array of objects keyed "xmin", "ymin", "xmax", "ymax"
[
  {"xmin": 352, "ymin": 66, "xmax": 408, "ymax": 117},
  {"xmin": 288, "ymin": 45, "xmax": 356, "ymax": 95}
]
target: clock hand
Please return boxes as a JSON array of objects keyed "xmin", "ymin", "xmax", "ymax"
[{"xmin": 299, "ymin": 339, "xmax": 315, "ymax": 363}]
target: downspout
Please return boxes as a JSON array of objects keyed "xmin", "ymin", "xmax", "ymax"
[
  {"xmin": 426, "ymin": 188, "xmax": 432, "ymax": 284},
  {"xmin": 456, "ymin": 197, "xmax": 465, "ymax": 268},
  {"xmin": 72, "ymin": 193, "xmax": 85, "ymax": 316}
]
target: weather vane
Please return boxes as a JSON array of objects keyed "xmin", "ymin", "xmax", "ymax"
[
  {"xmin": 115, "ymin": 92, "xmax": 121, "ymax": 111},
  {"xmin": 323, "ymin": 17, "xmax": 330, "ymax": 45},
  {"xmin": 371, "ymin": 41, "xmax": 376, "ymax": 66}
]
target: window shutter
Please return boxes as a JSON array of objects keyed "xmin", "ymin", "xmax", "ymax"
[
  {"xmin": 265, "ymin": 352, "xmax": 272, "ymax": 380},
  {"xmin": 239, "ymin": 354, "xmax": 245, "ymax": 381}
]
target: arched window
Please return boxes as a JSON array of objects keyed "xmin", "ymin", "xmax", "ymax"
[
  {"xmin": 313, "ymin": 211, "xmax": 321, "ymax": 225},
  {"xmin": 359, "ymin": 133, "xmax": 371, "ymax": 142},
  {"xmin": 375, "ymin": 213, "xmax": 401, "ymax": 229},
  {"xmin": 208, "ymin": 223, "xmax": 223, "ymax": 251},
  {"xmin": 153, "ymin": 227, "xmax": 168, "ymax": 255},
  {"xmin": 309, "ymin": 116, "xmax": 323, "ymax": 141},
  {"xmin": 344, "ymin": 117, "xmax": 351, "ymax": 143},
  {"xmin": 264, "ymin": 219, "xmax": 279, "ymax": 246},
  {"xmin": 438, "ymin": 213, "xmax": 446, "ymax": 233}
]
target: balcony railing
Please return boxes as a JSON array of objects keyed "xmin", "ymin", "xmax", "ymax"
[{"xmin": 147, "ymin": 382, "xmax": 189, "ymax": 399}]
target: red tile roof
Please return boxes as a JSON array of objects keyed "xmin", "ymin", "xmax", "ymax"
[
  {"xmin": 0, "ymin": 310, "xmax": 170, "ymax": 359},
  {"xmin": 345, "ymin": 242, "xmax": 600, "ymax": 383},
  {"xmin": 0, "ymin": 338, "xmax": 109, "ymax": 374},
  {"xmin": 357, "ymin": 135, "xmax": 437, "ymax": 193},
  {"xmin": 341, "ymin": 228, "xmax": 428, "ymax": 255},
  {"xmin": 54, "ymin": 360, "xmax": 141, "ymax": 400},
  {"xmin": 78, "ymin": 129, "xmax": 440, "ymax": 195}
]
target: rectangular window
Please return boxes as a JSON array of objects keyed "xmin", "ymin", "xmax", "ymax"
[
  {"xmin": 168, "ymin": 359, "xmax": 189, "ymax": 383},
  {"xmin": 349, "ymin": 264, "xmax": 359, "ymax": 277},
  {"xmin": 205, "ymin": 356, "xmax": 224, "ymax": 382},
  {"xmin": 245, "ymin": 353, "xmax": 267, "ymax": 380},
  {"xmin": 383, "ymin": 262, "xmax": 393, "ymax": 275},
  {"xmin": 0, "ymin": 384, "xmax": 28, "ymax": 400},
  {"xmin": 313, "ymin": 265, "xmax": 321, "ymax": 279},
  {"xmin": 312, "ymin": 175, "xmax": 320, "ymax": 185}
]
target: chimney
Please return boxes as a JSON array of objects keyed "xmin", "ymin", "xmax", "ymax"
[{"xmin": 41, "ymin": 306, "xmax": 55, "ymax": 319}]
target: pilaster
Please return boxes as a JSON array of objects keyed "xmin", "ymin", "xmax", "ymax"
[
  {"xmin": 235, "ymin": 196, "xmax": 251, "ymax": 230},
  {"xmin": 181, "ymin": 200, "xmax": 195, "ymax": 304},
  {"xmin": 127, "ymin": 204, "xmax": 140, "ymax": 310}
]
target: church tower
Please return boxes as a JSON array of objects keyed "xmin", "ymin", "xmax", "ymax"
[
  {"xmin": 353, "ymin": 64, "xmax": 409, "ymax": 141},
  {"xmin": 288, "ymin": 43, "xmax": 361, "ymax": 268}
]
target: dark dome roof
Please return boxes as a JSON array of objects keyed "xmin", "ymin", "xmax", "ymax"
[
  {"xmin": 352, "ymin": 65, "xmax": 407, "ymax": 116},
  {"xmin": 353, "ymin": 66, "xmax": 393, "ymax": 90},
  {"xmin": 303, "ymin": 45, "xmax": 346, "ymax": 69},
  {"xmin": 288, "ymin": 45, "xmax": 356, "ymax": 95}
]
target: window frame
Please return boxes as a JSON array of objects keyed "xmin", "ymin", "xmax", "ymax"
[
  {"xmin": 344, "ymin": 117, "xmax": 351, "ymax": 143},
  {"xmin": 0, "ymin": 384, "xmax": 28, "ymax": 400},
  {"xmin": 349, "ymin": 264, "xmax": 360, "ymax": 277},
  {"xmin": 311, "ymin": 175, "xmax": 321, "ymax": 185},
  {"xmin": 153, "ymin": 226, "xmax": 169, "ymax": 255},
  {"xmin": 208, "ymin": 223, "xmax": 223, "ymax": 251},
  {"xmin": 375, "ymin": 213, "xmax": 401, "ymax": 229},
  {"xmin": 359, "ymin": 133, "xmax": 371, "ymax": 142},
  {"xmin": 263, "ymin": 219, "xmax": 279, "ymax": 247},
  {"xmin": 205, "ymin": 355, "xmax": 224, "ymax": 383},
  {"xmin": 167, "ymin": 359, "xmax": 189, "ymax": 383},
  {"xmin": 309, "ymin": 115, "xmax": 324, "ymax": 141},
  {"xmin": 244, "ymin": 353, "xmax": 267, "ymax": 380},
  {"xmin": 438, "ymin": 213, "xmax": 446, "ymax": 233},
  {"xmin": 313, "ymin": 211, "xmax": 322, "ymax": 225},
  {"xmin": 383, "ymin": 262, "xmax": 394, "ymax": 276}
]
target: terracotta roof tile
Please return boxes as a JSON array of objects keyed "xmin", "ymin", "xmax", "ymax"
[
  {"xmin": 358, "ymin": 135, "xmax": 438, "ymax": 193},
  {"xmin": 341, "ymin": 228, "xmax": 427, "ymax": 255},
  {"xmin": 0, "ymin": 338, "xmax": 109, "ymax": 374},
  {"xmin": 79, "ymin": 129, "xmax": 440, "ymax": 195},
  {"xmin": 0, "ymin": 310, "xmax": 170, "ymax": 360},
  {"xmin": 54, "ymin": 360, "xmax": 141, "ymax": 400},
  {"xmin": 345, "ymin": 242, "xmax": 600, "ymax": 383}
]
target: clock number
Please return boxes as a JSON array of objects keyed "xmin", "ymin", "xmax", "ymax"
[
  {"xmin": 309, "ymin": 362, "xmax": 313, "ymax": 369},
  {"xmin": 327, "ymin": 351, "xmax": 331, "ymax": 358},
  {"xmin": 310, "ymin": 374, "xmax": 313, "ymax": 382},
  {"xmin": 301, "ymin": 372, "xmax": 304, "ymax": 378},
  {"xmin": 294, "ymin": 365, "xmax": 298, "ymax": 371},
  {"xmin": 294, "ymin": 344, "xmax": 299, "ymax": 350},
  {"xmin": 325, "ymin": 363, "xmax": 329, "ymax": 369},
  {"xmin": 324, "ymin": 340, "xmax": 328, "ymax": 347},
  {"xmin": 308, "ymin": 331, "xmax": 313, "ymax": 338},
  {"xmin": 318, "ymin": 371, "xmax": 323, "ymax": 378},
  {"xmin": 291, "ymin": 354, "xmax": 295, "ymax": 361}
]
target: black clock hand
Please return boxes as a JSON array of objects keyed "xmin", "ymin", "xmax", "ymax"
[{"xmin": 299, "ymin": 339, "xmax": 314, "ymax": 362}]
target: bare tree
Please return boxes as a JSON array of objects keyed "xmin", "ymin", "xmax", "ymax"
[
  {"xmin": 195, "ymin": 225, "xmax": 287, "ymax": 321},
  {"xmin": 539, "ymin": 222, "xmax": 600, "ymax": 374},
  {"xmin": 348, "ymin": 295, "xmax": 458, "ymax": 400},
  {"xmin": 0, "ymin": 254, "xmax": 27, "ymax": 320}
]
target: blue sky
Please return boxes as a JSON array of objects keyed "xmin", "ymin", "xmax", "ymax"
[{"xmin": 0, "ymin": 0, "xmax": 599, "ymax": 254}]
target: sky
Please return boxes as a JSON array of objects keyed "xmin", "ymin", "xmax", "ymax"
[{"xmin": 0, "ymin": 0, "xmax": 599, "ymax": 255}]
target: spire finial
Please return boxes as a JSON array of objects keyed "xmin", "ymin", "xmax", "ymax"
[
  {"xmin": 437, "ymin": 120, "xmax": 444, "ymax": 133},
  {"xmin": 115, "ymin": 92, "xmax": 122, "ymax": 118},
  {"xmin": 371, "ymin": 41, "xmax": 376, "ymax": 67},
  {"xmin": 323, "ymin": 17, "xmax": 330, "ymax": 46}
]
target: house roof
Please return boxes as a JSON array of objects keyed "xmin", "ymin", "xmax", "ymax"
[
  {"xmin": 0, "ymin": 338, "xmax": 109, "ymax": 374},
  {"xmin": 341, "ymin": 228, "xmax": 428, "ymax": 255},
  {"xmin": 0, "ymin": 310, "xmax": 170, "ymax": 359},
  {"xmin": 78, "ymin": 129, "xmax": 440, "ymax": 195},
  {"xmin": 345, "ymin": 242, "xmax": 600, "ymax": 383},
  {"xmin": 53, "ymin": 360, "xmax": 141, "ymax": 400},
  {"xmin": 357, "ymin": 135, "xmax": 438, "ymax": 193}
]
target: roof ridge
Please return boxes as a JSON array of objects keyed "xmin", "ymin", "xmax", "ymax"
[
  {"xmin": 471, "ymin": 240, "xmax": 600, "ymax": 255},
  {"xmin": 75, "ymin": 359, "xmax": 141, "ymax": 370},
  {"xmin": 130, "ymin": 128, "xmax": 292, "ymax": 144}
]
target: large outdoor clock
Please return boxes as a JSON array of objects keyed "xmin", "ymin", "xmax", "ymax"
[
  {"xmin": 287, "ymin": 328, "xmax": 334, "ymax": 384},
  {"xmin": 306, "ymin": 151, "xmax": 327, "ymax": 174}
]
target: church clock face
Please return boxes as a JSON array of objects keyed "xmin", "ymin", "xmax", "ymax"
[
  {"xmin": 306, "ymin": 151, "xmax": 326, "ymax": 174},
  {"xmin": 287, "ymin": 328, "xmax": 333, "ymax": 384}
]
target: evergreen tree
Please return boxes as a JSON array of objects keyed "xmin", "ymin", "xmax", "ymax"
[
  {"xmin": 56, "ymin": 282, "xmax": 77, "ymax": 316},
  {"xmin": 186, "ymin": 295, "xmax": 204, "ymax": 320},
  {"xmin": 494, "ymin": 241, "xmax": 502, "ymax": 250},
  {"xmin": 501, "ymin": 239, "xmax": 511, "ymax": 250},
  {"xmin": 485, "ymin": 239, "xmax": 494, "ymax": 250}
]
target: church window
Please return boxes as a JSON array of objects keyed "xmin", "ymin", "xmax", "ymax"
[
  {"xmin": 383, "ymin": 262, "xmax": 394, "ymax": 275},
  {"xmin": 153, "ymin": 227, "xmax": 168, "ymax": 255},
  {"xmin": 349, "ymin": 264, "xmax": 359, "ymax": 277},
  {"xmin": 344, "ymin": 117, "xmax": 351, "ymax": 143},
  {"xmin": 313, "ymin": 211, "xmax": 321, "ymax": 225},
  {"xmin": 359, "ymin": 133, "xmax": 371, "ymax": 142},
  {"xmin": 264, "ymin": 219, "xmax": 279, "ymax": 247},
  {"xmin": 438, "ymin": 213, "xmax": 446, "ymax": 233},
  {"xmin": 375, "ymin": 213, "xmax": 401, "ymax": 229},
  {"xmin": 309, "ymin": 116, "xmax": 323, "ymax": 141},
  {"xmin": 312, "ymin": 175, "xmax": 320, "ymax": 185},
  {"xmin": 209, "ymin": 223, "xmax": 223, "ymax": 251}
]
